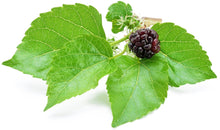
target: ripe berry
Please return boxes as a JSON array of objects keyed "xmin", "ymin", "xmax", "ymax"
[{"xmin": 128, "ymin": 28, "xmax": 160, "ymax": 59}]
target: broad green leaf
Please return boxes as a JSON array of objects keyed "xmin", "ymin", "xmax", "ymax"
[
  {"xmin": 44, "ymin": 35, "xmax": 116, "ymax": 111},
  {"xmin": 107, "ymin": 55, "xmax": 168, "ymax": 127},
  {"xmin": 2, "ymin": 4, "xmax": 105, "ymax": 80},
  {"xmin": 106, "ymin": 1, "xmax": 133, "ymax": 33},
  {"xmin": 152, "ymin": 23, "xmax": 217, "ymax": 87}
]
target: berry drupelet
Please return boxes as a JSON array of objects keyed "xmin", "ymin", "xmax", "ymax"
[{"xmin": 128, "ymin": 28, "xmax": 160, "ymax": 59}]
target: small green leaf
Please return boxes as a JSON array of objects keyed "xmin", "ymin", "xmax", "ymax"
[
  {"xmin": 152, "ymin": 23, "xmax": 217, "ymax": 87},
  {"xmin": 106, "ymin": 1, "xmax": 133, "ymax": 33},
  {"xmin": 2, "ymin": 4, "xmax": 105, "ymax": 80},
  {"xmin": 44, "ymin": 35, "xmax": 116, "ymax": 111},
  {"xmin": 107, "ymin": 55, "xmax": 168, "ymax": 127},
  {"xmin": 106, "ymin": 1, "xmax": 132, "ymax": 22},
  {"xmin": 111, "ymin": 19, "xmax": 126, "ymax": 33}
]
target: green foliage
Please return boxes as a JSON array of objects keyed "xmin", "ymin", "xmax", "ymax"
[
  {"xmin": 106, "ymin": 1, "xmax": 132, "ymax": 21},
  {"xmin": 45, "ymin": 35, "xmax": 116, "ymax": 111},
  {"xmin": 106, "ymin": 1, "xmax": 139, "ymax": 33},
  {"xmin": 152, "ymin": 23, "xmax": 217, "ymax": 87},
  {"xmin": 2, "ymin": 1, "xmax": 217, "ymax": 128},
  {"xmin": 2, "ymin": 4, "xmax": 105, "ymax": 80},
  {"xmin": 107, "ymin": 55, "xmax": 168, "ymax": 127}
]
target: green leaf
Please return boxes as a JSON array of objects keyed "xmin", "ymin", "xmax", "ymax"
[
  {"xmin": 107, "ymin": 55, "xmax": 168, "ymax": 127},
  {"xmin": 106, "ymin": 1, "xmax": 133, "ymax": 33},
  {"xmin": 106, "ymin": 1, "xmax": 132, "ymax": 22},
  {"xmin": 111, "ymin": 20, "xmax": 126, "ymax": 33},
  {"xmin": 152, "ymin": 23, "xmax": 217, "ymax": 87},
  {"xmin": 2, "ymin": 4, "xmax": 105, "ymax": 80},
  {"xmin": 44, "ymin": 35, "xmax": 116, "ymax": 111}
]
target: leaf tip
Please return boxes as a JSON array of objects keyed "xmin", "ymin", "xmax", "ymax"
[
  {"xmin": 2, "ymin": 60, "xmax": 8, "ymax": 66},
  {"xmin": 43, "ymin": 104, "xmax": 51, "ymax": 112},
  {"xmin": 2, "ymin": 59, "xmax": 13, "ymax": 67},
  {"xmin": 212, "ymin": 71, "xmax": 217, "ymax": 79},
  {"xmin": 44, "ymin": 100, "xmax": 54, "ymax": 112},
  {"xmin": 111, "ymin": 119, "xmax": 127, "ymax": 128},
  {"xmin": 111, "ymin": 121, "xmax": 119, "ymax": 128}
]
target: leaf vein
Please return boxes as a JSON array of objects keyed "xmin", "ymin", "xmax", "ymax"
[
  {"xmin": 116, "ymin": 64, "xmax": 140, "ymax": 122},
  {"xmin": 141, "ymin": 64, "xmax": 165, "ymax": 98},
  {"xmin": 57, "ymin": 53, "xmax": 108, "ymax": 58},
  {"xmin": 25, "ymin": 39, "xmax": 55, "ymax": 50},
  {"xmin": 167, "ymin": 49, "xmax": 202, "ymax": 55},
  {"xmin": 29, "ymin": 27, "xmax": 70, "ymax": 41},
  {"xmin": 45, "ymin": 16, "xmax": 97, "ymax": 37}
]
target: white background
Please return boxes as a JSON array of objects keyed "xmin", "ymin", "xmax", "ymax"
[{"xmin": 0, "ymin": 0, "xmax": 220, "ymax": 130}]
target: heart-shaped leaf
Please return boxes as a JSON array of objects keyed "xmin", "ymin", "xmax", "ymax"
[
  {"xmin": 152, "ymin": 23, "xmax": 216, "ymax": 86},
  {"xmin": 107, "ymin": 55, "xmax": 168, "ymax": 127},
  {"xmin": 3, "ymin": 4, "xmax": 106, "ymax": 80},
  {"xmin": 44, "ymin": 35, "xmax": 116, "ymax": 111}
]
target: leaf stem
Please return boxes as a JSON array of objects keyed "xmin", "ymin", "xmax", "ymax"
[
  {"xmin": 110, "ymin": 33, "xmax": 131, "ymax": 46},
  {"xmin": 112, "ymin": 44, "xmax": 128, "ymax": 59}
]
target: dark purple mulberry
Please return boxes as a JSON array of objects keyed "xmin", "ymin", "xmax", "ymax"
[{"xmin": 128, "ymin": 28, "xmax": 160, "ymax": 59}]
